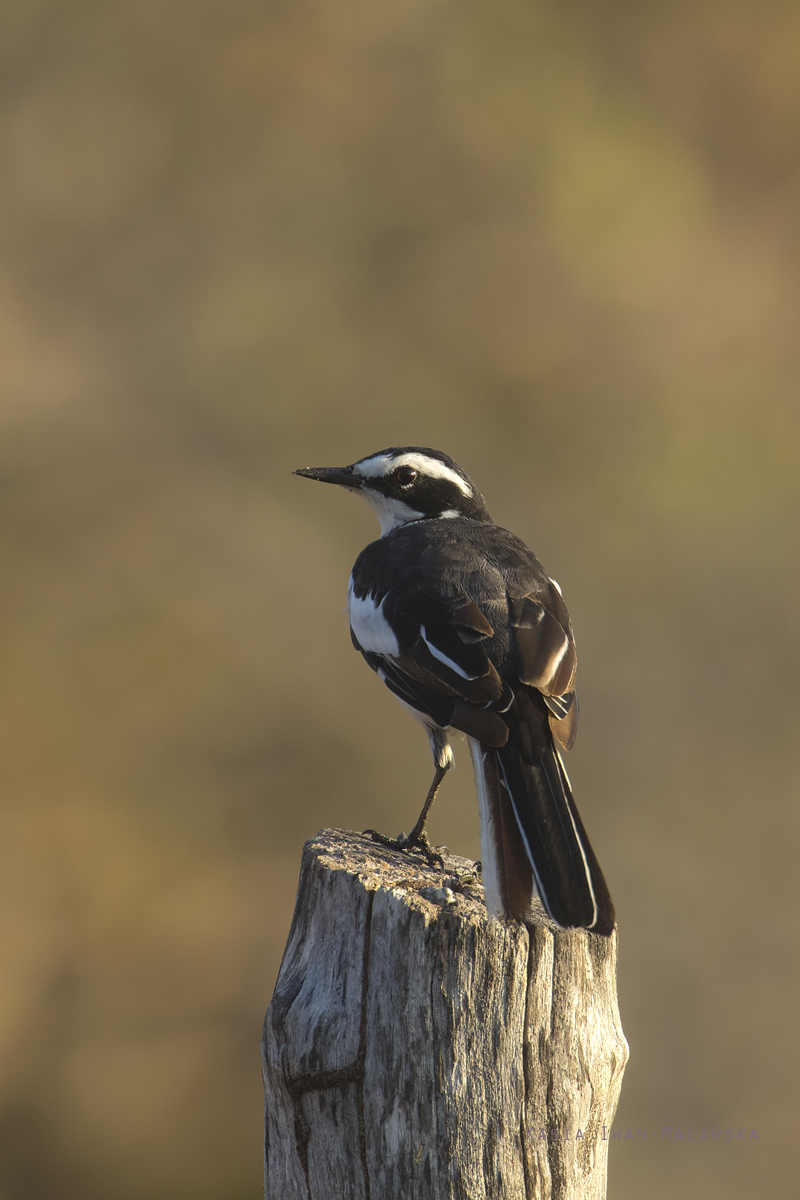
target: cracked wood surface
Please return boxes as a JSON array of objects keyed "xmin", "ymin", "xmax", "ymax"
[{"xmin": 262, "ymin": 829, "xmax": 627, "ymax": 1200}]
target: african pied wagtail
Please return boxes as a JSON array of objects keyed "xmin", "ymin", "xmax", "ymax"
[{"xmin": 295, "ymin": 447, "xmax": 615, "ymax": 935}]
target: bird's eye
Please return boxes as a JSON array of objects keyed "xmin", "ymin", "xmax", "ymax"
[{"xmin": 395, "ymin": 466, "xmax": 417, "ymax": 487}]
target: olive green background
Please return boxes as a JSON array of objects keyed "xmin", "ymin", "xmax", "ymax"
[{"xmin": 1, "ymin": 1, "xmax": 798, "ymax": 1197}]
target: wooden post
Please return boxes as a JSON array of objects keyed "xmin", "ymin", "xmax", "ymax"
[{"xmin": 262, "ymin": 829, "xmax": 628, "ymax": 1200}]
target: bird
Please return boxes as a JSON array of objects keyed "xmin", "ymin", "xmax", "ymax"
[{"xmin": 294, "ymin": 446, "xmax": 615, "ymax": 935}]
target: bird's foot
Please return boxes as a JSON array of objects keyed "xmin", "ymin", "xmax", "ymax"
[
  {"xmin": 363, "ymin": 827, "xmax": 446, "ymax": 870},
  {"xmin": 443, "ymin": 862, "xmax": 482, "ymax": 892}
]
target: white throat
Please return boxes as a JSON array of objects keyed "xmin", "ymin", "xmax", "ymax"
[{"xmin": 361, "ymin": 490, "xmax": 425, "ymax": 536}]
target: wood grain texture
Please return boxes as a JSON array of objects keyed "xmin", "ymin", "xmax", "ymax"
[{"xmin": 262, "ymin": 829, "xmax": 627, "ymax": 1200}]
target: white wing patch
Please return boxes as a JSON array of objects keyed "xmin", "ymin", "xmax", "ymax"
[
  {"xmin": 537, "ymin": 634, "xmax": 569, "ymax": 689},
  {"xmin": 348, "ymin": 586, "xmax": 401, "ymax": 655},
  {"xmin": 354, "ymin": 452, "xmax": 472, "ymax": 497},
  {"xmin": 421, "ymin": 627, "xmax": 471, "ymax": 678}
]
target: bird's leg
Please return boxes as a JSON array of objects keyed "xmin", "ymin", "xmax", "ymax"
[
  {"xmin": 365, "ymin": 760, "xmax": 451, "ymax": 868},
  {"xmin": 405, "ymin": 760, "xmax": 449, "ymax": 851}
]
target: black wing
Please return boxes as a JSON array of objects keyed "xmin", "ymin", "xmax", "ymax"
[
  {"xmin": 507, "ymin": 580, "xmax": 578, "ymax": 751},
  {"xmin": 349, "ymin": 522, "xmax": 578, "ymax": 753},
  {"xmin": 351, "ymin": 592, "xmax": 513, "ymax": 747}
]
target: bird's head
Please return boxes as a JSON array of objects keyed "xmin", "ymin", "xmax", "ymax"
[{"xmin": 294, "ymin": 446, "xmax": 491, "ymax": 535}]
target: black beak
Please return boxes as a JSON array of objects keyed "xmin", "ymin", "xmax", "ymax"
[{"xmin": 293, "ymin": 465, "xmax": 360, "ymax": 489}]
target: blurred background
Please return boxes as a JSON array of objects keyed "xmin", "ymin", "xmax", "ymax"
[{"xmin": 1, "ymin": 0, "xmax": 798, "ymax": 1197}]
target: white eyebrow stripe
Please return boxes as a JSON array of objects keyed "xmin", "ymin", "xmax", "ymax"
[{"xmin": 353, "ymin": 453, "xmax": 472, "ymax": 496}]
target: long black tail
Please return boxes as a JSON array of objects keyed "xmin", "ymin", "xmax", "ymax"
[{"xmin": 469, "ymin": 691, "xmax": 615, "ymax": 935}]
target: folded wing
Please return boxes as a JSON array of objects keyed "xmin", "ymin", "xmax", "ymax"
[
  {"xmin": 509, "ymin": 581, "xmax": 578, "ymax": 750},
  {"xmin": 351, "ymin": 591, "xmax": 512, "ymax": 747}
]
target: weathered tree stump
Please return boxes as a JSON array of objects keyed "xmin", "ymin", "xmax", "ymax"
[{"xmin": 262, "ymin": 829, "xmax": 627, "ymax": 1200}]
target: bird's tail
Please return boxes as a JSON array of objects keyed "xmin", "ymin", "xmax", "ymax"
[{"xmin": 468, "ymin": 691, "xmax": 615, "ymax": 935}]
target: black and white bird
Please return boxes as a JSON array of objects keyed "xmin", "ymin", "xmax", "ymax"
[{"xmin": 294, "ymin": 447, "xmax": 615, "ymax": 935}]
